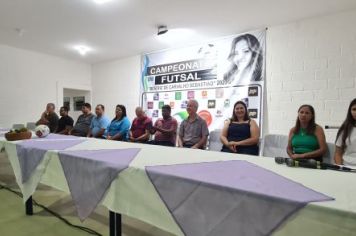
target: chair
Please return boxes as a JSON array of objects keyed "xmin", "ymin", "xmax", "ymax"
[
  {"xmin": 261, "ymin": 134, "xmax": 289, "ymax": 158},
  {"xmin": 12, "ymin": 124, "xmax": 25, "ymax": 130},
  {"xmin": 261, "ymin": 134, "xmax": 336, "ymax": 163},
  {"xmin": 323, "ymin": 142, "xmax": 335, "ymax": 164},
  {"xmin": 26, "ymin": 122, "xmax": 37, "ymax": 131},
  {"xmin": 208, "ymin": 129, "xmax": 222, "ymax": 151}
]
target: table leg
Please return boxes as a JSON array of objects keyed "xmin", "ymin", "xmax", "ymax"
[
  {"xmin": 110, "ymin": 211, "xmax": 122, "ymax": 236},
  {"xmin": 116, "ymin": 212, "xmax": 122, "ymax": 235},
  {"xmin": 25, "ymin": 196, "xmax": 33, "ymax": 215}
]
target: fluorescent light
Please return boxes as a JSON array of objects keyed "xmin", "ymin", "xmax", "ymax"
[
  {"xmin": 73, "ymin": 45, "xmax": 91, "ymax": 56},
  {"xmin": 93, "ymin": 0, "xmax": 115, "ymax": 4}
]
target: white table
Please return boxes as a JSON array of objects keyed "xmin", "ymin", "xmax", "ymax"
[{"xmin": 1, "ymin": 135, "xmax": 356, "ymax": 236}]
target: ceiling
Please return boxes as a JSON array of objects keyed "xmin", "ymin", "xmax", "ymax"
[{"xmin": 1, "ymin": 0, "xmax": 356, "ymax": 64}]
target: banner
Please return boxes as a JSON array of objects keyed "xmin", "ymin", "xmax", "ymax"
[{"xmin": 141, "ymin": 30, "xmax": 266, "ymax": 132}]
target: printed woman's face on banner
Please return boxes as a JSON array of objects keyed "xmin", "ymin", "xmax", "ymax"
[
  {"xmin": 224, "ymin": 33, "xmax": 263, "ymax": 85},
  {"xmin": 232, "ymin": 39, "xmax": 253, "ymax": 70},
  {"xmin": 141, "ymin": 30, "xmax": 265, "ymax": 131}
]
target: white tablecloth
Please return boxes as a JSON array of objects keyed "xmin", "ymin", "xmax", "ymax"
[{"xmin": 1, "ymin": 136, "xmax": 356, "ymax": 236}]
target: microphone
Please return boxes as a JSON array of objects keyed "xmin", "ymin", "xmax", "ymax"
[
  {"xmin": 274, "ymin": 157, "xmax": 288, "ymax": 164},
  {"xmin": 285, "ymin": 159, "xmax": 327, "ymax": 170},
  {"xmin": 325, "ymin": 125, "xmax": 340, "ymax": 129},
  {"xmin": 321, "ymin": 162, "xmax": 355, "ymax": 172},
  {"xmin": 275, "ymin": 157, "xmax": 356, "ymax": 172},
  {"xmin": 274, "ymin": 157, "xmax": 309, "ymax": 165}
]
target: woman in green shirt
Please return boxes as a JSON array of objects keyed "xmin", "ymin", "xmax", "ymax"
[{"xmin": 287, "ymin": 104, "xmax": 327, "ymax": 162}]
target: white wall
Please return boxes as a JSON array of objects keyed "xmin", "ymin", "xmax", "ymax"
[
  {"xmin": 92, "ymin": 56, "xmax": 141, "ymax": 121},
  {"xmin": 266, "ymin": 10, "xmax": 356, "ymax": 142},
  {"xmin": 0, "ymin": 44, "xmax": 91, "ymax": 128},
  {"xmin": 91, "ymin": 10, "xmax": 356, "ymax": 142}
]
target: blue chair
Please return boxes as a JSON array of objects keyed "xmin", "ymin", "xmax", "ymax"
[
  {"xmin": 323, "ymin": 142, "xmax": 335, "ymax": 164},
  {"xmin": 208, "ymin": 130, "xmax": 222, "ymax": 151},
  {"xmin": 261, "ymin": 134, "xmax": 289, "ymax": 158},
  {"xmin": 12, "ymin": 124, "xmax": 25, "ymax": 130},
  {"xmin": 26, "ymin": 122, "xmax": 37, "ymax": 131}
]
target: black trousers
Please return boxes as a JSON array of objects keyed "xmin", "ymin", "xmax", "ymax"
[
  {"xmin": 183, "ymin": 143, "xmax": 204, "ymax": 149},
  {"xmin": 148, "ymin": 140, "xmax": 175, "ymax": 147}
]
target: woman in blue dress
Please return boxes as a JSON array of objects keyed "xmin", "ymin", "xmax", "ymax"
[
  {"xmin": 104, "ymin": 104, "xmax": 131, "ymax": 141},
  {"xmin": 220, "ymin": 101, "xmax": 260, "ymax": 155}
]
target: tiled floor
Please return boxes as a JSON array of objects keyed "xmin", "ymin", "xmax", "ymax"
[{"xmin": 0, "ymin": 152, "xmax": 174, "ymax": 236}]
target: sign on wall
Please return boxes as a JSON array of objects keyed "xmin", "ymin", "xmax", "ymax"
[{"xmin": 141, "ymin": 29, "xmax": 266, "ymax": 132}]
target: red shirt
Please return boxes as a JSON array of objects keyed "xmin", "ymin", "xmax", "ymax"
[
  {"xmin": 130, "ymin": 116, "xmax": 152, "ymax": 139},
  {"xmin": 154, "ymin": 117, "xmax": 178, "ymax": 145}
]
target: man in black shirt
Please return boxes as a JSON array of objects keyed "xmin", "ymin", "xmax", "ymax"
[
  {"xmin": 56, "ymin": 106, "xmax": 74, "ymax": 135},
  {"xmin": 36, "ymin": 103, "xmax": 59, "ymax": 133}
]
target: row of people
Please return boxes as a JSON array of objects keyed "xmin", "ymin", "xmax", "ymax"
[
  {"xmin": 36, "ymin": 101, "xmax": 203, "ymax": 148},
  {"xmin": 35, "ymin": 103, "xmax": 176, "ymax": 145},
  {"xmin": 36, "ymin": 98, "xmax": 356, "ymax": 166},
  {"xmin": 286, "ymin": 99, "xmax": 356, "ymax": 166}
]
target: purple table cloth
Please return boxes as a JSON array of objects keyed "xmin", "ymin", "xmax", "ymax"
[
  {"xmin": 58, "ymin": 148, "xmax": 141, "ymax": 220},
  {"xmin": 42, "ymin": 133, "xmax": 81, "ymax": 140},
  {"xmin": 146, "ymin": 160, "xmax": 333, "ymax": 236},
  {"xmin": 16, "ymin": 139, "xmax": 86, "ymax": 183}
]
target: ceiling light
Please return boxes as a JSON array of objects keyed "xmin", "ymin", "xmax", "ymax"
[
  {"xmin": 73, "ymin": 45, "xmax": 91, "ymax": 56},
  {"xmin": 157, "ymin": 25, "xmax": 168, "ymax": 36},
  {"xmin": 93, "ymin": 0, "xmax": 115, "ymax": 4}
]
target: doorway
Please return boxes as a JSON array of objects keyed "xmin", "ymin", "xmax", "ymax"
[{"xmin": 63, "ymin": 88, "xmax": 91, "ymax": 122}]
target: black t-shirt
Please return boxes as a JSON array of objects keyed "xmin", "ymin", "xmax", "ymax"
[{"xmin": 56, "ymin": 115, "xmax": 74, "ymax": 133}]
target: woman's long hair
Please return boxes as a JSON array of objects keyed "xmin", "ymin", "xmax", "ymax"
[
  {"xmin": 335, "ymin": 98, "xmax": 356, "ymax": 150},
  {"xmin": 224, "ymin": 34, "xmax": 263, "ymax": 83},
  {"xmin": 231, "ymin": 101, "xmax": 250, "ymax": 122},
  {"xmin": 113, "ymin": 104, "xmax": 127, "ymax": 121},
  {"xmin": 294, "ymin": 105, "xmax": 316, "ymax": 135}
]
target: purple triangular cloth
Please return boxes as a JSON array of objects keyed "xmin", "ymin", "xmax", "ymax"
[
  {"xmin": 146, "ymin": 160, "xmax": 333, "ymax": 236},
  {"xmin": 16, "ymin": 139, "xmax": 86, "ymax": 183},
  {"xmin": 42, "ymin": 133, "xmax": 81, "ymax": 140},
  {"xmin": 58, "ymin": 148, "xmax": 140, "ymax": 221}
]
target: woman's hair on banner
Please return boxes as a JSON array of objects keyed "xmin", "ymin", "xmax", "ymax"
[{"xmin": 224, "ymin": 33, "xmax": 263, "ymax": 85}]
